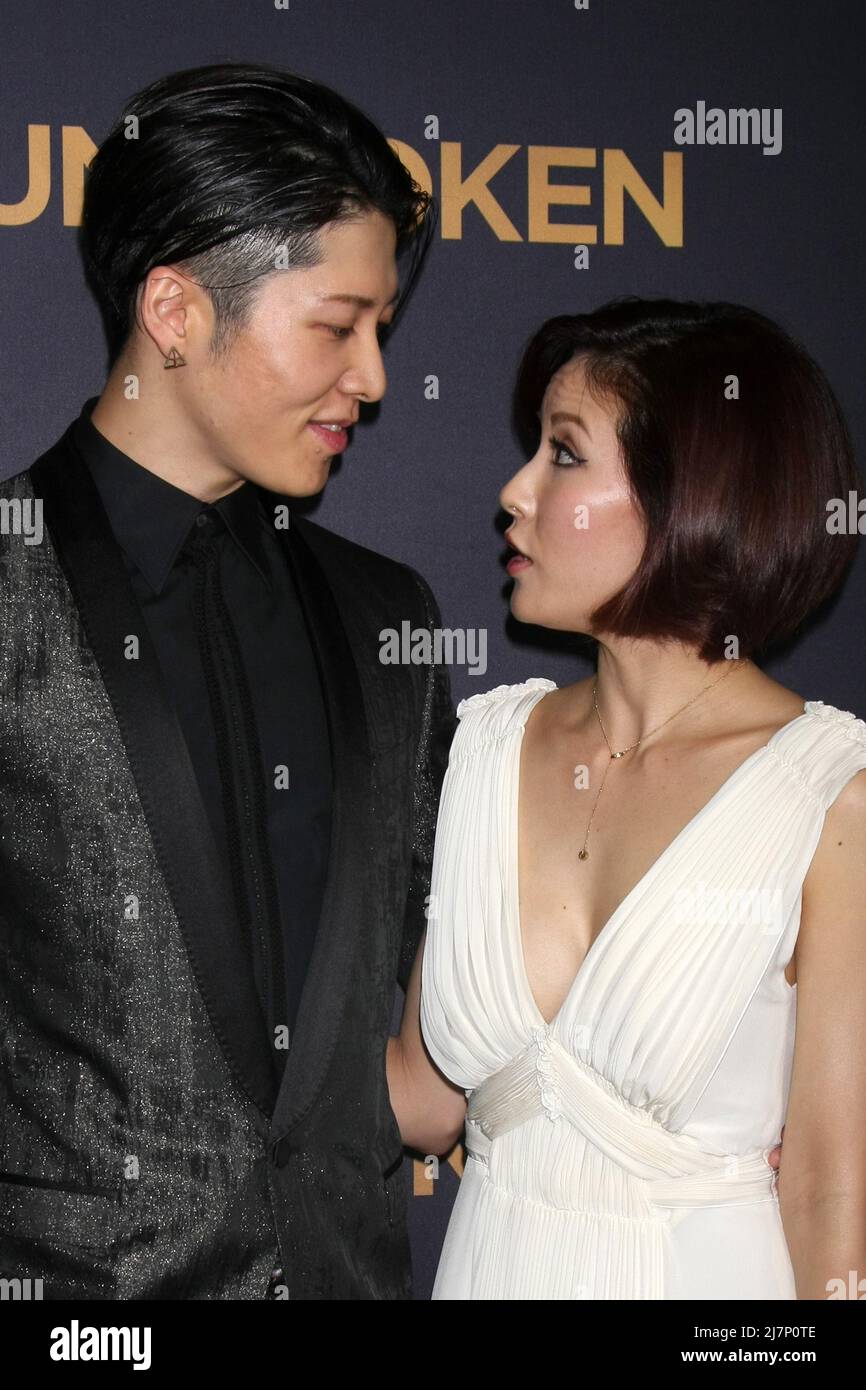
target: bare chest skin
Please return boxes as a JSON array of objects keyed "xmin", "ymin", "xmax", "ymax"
[{"xmin": 517, "ymin": 687, "xmax": 805, "ymax": 1024}]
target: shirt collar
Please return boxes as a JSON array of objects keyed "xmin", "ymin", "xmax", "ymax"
[{"xmin": 72, "ymin": 396, "xmax": 272, "ymax": 596}]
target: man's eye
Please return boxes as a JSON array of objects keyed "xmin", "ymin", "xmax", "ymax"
[{"xmin": 323, "ymin": 323, "xmax": 392, "ymax": 342}]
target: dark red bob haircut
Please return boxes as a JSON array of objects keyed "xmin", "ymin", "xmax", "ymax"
[{"xmin": 513, "ymin": 297, "xmax": 861, "ymax": 662}]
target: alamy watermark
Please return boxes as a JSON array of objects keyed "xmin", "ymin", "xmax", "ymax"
[
  {"xmin": 0, "ymin": 496, "xmax": 43, "ymax": 545},
  {"xmin": 674, "ymin": 102, "xmax": 782, "ymax": 156},
  {"xmin": 0, "ymin": 1275, "xmax": 43, "ymax": 1299},
  {"xmin": 49, "ymin": 1320, "xmax": 151, "ymax": 1369},
  {"xmin": 673, "ymin": 880, "xmax": 785, "ymax": 933},
  {"xmin": 379, "ymin": 621, "xmax": 487, "ymax": 676},
  {"xmin": 826, "ymin": 491, "xmax": 866, "ymax": 533}
]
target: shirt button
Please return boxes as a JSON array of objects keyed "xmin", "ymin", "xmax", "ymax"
[{"xmin": 195, "ymin": 513, "xmax": 209, "ymax": 527}]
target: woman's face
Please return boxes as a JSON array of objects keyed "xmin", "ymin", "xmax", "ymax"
[{"xmin": 499, "ymin": 355, "xmax": 646, "ymax": 634}]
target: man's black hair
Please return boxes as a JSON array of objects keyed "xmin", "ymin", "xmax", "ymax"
[{"xmin": 80, "ymin": 61, "xmax": 436, "ymax": 365}]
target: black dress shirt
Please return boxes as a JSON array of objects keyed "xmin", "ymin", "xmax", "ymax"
[{"xmin": 72, "ymin": 397, "xmax": 332, "ymax": 1060}]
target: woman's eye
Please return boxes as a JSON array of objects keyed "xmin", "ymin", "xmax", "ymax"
[
  {"xmin": 548, "ymin": 434, "xmax": 587, "ymax": 467},
  {"xmin": 325, "ymin": 325, "xmax": 353, "ymax": 339}
]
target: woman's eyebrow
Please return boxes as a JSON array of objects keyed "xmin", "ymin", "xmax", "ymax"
[{"xmin": 539, "ymin": 409, "xmax": 593, "ymax": 439}]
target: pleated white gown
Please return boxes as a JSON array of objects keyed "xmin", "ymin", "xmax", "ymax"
[{"xmin": 420, "ymin": 679, "xmax": 866, "ymax": 1300}]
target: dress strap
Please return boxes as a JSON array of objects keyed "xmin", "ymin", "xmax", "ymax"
[
  {"xmin": 769, "ymin": 701, "xmax": 866, "ymax": 811},
  {"xmin": 450, "ymin": 678, "xmax": 556, "ymax": 762}
]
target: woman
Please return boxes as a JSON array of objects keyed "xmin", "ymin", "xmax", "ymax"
[{"xmin": 387, "ymin": 298, "xmax": 866, "ymax": 1299}]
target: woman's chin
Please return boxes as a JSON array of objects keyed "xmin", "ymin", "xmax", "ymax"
[{"xmin": 508, "ymin": 588, "xmax": 539, "ymax": 624}]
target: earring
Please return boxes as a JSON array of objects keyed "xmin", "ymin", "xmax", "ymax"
[{"xmin": 163, "ymin": 347, "xmax": 187, "ymax": 369}]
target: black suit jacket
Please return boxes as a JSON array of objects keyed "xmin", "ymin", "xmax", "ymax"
[{"xmin": 0, "ymin": 417, "xmax": 457, "ymax": 1299}]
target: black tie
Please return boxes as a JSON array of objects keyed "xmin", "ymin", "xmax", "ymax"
[{"xmin": 184, "ymin": 509, "xmax": 286, "ymax": 1078}]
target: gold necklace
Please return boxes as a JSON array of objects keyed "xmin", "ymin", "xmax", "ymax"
[{"xmin": 577, "ymin": 658, "xmax": 750, "ymax": 861}]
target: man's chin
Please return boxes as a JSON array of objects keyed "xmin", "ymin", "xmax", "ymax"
[{"xmin": 249, "ymin": 457, "xmax": 333, "ymax": 498}]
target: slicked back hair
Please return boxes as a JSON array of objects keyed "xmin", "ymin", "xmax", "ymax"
[{"xmin": 81, "ymin": 61, "xmax": 435, "ymax": 365}]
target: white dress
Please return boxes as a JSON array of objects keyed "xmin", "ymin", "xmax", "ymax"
[{"xmin": 420, "ymin": 679, "xmax": 866, "ymax": 1300}]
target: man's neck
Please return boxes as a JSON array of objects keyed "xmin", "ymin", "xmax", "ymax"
[{"xmin": 90, "ymin": 373, "xmax": 245, "ymax": 504}]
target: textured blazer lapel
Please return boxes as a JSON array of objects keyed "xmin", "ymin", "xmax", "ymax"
[
  {"xmin": 263, "ymin": 504, "xmax": 375, "ymax": 1134},
  {"xmin": 31, "ymin": 429, "xmax": 280, "ymax": 1119}
]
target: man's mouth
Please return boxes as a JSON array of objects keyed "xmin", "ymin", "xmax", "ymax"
[{"xmin": 308, "ymin": 420, "xmax": 352, "ymax": 452}]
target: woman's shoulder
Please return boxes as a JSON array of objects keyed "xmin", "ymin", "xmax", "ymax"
[
  {"xmin": 709, "ymin": 668, "xmax": 865, "ymax": 762},
  {"xmin": 739, "ymin": 668, "xmax": 866, "ymax": 748}
]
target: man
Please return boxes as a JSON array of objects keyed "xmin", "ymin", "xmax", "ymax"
[{"xmin": 0, "ymin": 61, "xmax": 460, "ymax": 1299}]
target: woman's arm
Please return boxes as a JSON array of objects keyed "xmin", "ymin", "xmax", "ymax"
[
  {"xmin": 387, "ymin": 927, "xmax": 468, "ymax": 1156},
  {"xmin": 777, "ymin": 768, "xmax": 866, "ymax": 1299}
]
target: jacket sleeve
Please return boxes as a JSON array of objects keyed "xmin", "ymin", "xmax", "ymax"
[{"xmin": 396, "ymin": 566, "xmax": 459, "ymax": 994}]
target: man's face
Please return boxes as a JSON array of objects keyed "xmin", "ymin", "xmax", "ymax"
[{"xmin": 172, "ymin": 209, "xmax": 399, "ymax": 497}]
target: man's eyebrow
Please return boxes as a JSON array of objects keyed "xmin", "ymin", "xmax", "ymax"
[
  {"xmin": 317, "ymin": 289, "xmax": 400, "ymax": 310},
  {"xmin": 537, "ymin": 409, "xmax": 593, "ymax": 438}
]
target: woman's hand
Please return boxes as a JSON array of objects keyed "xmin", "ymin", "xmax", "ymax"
[{"xmin": 767, "ymin": 1125, "xmax": 784, "ymax": 1192}]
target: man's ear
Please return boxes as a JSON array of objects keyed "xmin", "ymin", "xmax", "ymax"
[{"xmin": 137, "ymin": 265, "xmax": 203, "ymax": 361}]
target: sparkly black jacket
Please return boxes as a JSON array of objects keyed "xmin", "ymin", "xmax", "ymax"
[{"xmin": 0, "ymin": 419, "xmax": 456, "ymax": 1299}]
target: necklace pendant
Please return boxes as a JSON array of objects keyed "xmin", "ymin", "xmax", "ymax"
[
  {"xmin": 578, "ymin": 848, "xmax": 589, "ymax": 860},
  {"xmin": 612, "ymin": 750, "xmax": 625, "ymax": 759}
]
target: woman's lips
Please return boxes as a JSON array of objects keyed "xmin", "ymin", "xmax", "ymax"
[
  {"xmin": 308, "ymin": 422, "xmax": 349, "ymax": 452},
  {"xmin": 505, "ymin": 532, "xmax": 533, "ymax": 574}
]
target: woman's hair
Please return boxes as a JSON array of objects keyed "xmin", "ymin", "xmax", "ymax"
[
  {"xmin": 514, "ymin": 297, "xmax": 861, "ymax": 661},
  {"xmin": 80, "ymin": 61, "xmax": 435, "ymax": 366}
]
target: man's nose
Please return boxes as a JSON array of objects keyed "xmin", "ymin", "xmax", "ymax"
[{"xmin": 348, "ymin": 332, "xmax": 387, "ymax": 404}]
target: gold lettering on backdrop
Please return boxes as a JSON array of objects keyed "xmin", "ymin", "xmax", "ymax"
[
  {"xmin": 0, "ymin": 124, "xmax": 50, "ymax": 225},
  {"xmin": 1, "ymin": 129, "xmax": 684, "ymax": 246},
  {"xmin": 434, "ymin": 141, "xmax": 682, "ymax": 245},
  {"xmin": 528, "ymin": 146, "xmax": 597, "ymax": 243},
  {"xmin": 440, "ymin": 142, "xmax": 522, "ymax": 240},
  {"xmin": 62, "ymin": 125, "xmax": 98, "ymax": 226},
  {"xmin": 604, "ymin": 149, "xmax": 683, "ymax": 246}
]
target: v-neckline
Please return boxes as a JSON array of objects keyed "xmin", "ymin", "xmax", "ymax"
[{"xmin": 511, "ymin": 687, "xmax": 810, "ymax": 1033}]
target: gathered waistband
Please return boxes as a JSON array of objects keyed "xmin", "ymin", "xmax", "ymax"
[{"xmin": 464, "ymin": 1027, "xmax": 777, "ymax": 1214}]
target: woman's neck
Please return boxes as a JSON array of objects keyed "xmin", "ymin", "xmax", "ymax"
[{"xmin": 591, "ymin": 643, "xmax": 754, "ymax": 749}]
